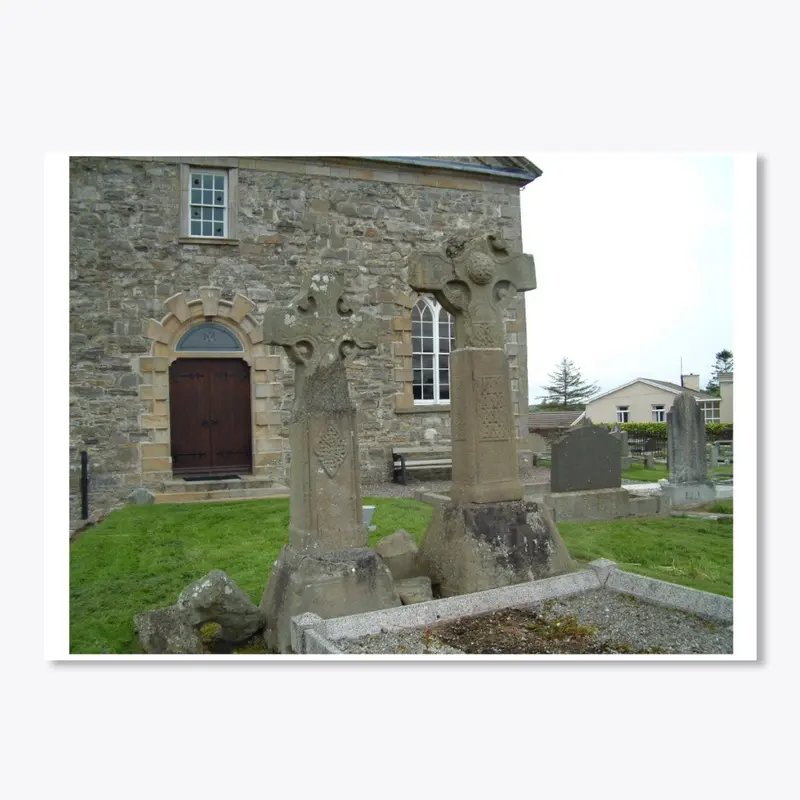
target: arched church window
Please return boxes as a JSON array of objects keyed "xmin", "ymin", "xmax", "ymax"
[{"xmin": 411, "ymin": 296, "xmax": 455, "ymax": 403}]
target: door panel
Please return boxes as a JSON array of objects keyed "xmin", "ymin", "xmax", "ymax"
[
  {"xmin": 169, "ymin": 358, "xmax": 253, "ymax": 477},
  {"xmin": 208, "ymin": 360, "xmax": 252, "ymax": 474},
  {"xmin": 169, "ymin": 362, "xmax": 213, "ymax": 476}
]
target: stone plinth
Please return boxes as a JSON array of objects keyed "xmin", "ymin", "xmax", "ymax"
[
  {"xmin": 418, "ymin": 499, "xmax": 575, "ymax": 597},
  {"xmin": 659, "ymin": 481, "xmax": 715, "ymax": 509},
  {"xmin": 449, "ymin": 348, "xmax": 523, "ymax": 504},
  {"xmin": 261, "ymin": 546, "xmax": 401, "ymax": 653},
  {"xmin": 543, "ymin": 488, "xmax": 631, "ymax": 522}
]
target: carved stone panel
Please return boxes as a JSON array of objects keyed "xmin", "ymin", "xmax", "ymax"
[
  {"xmin": 475, "ymin": 376, "xmax": 509, "ymax": 441},
  {"xmin": 314, "ymin": 424, "xmax": 348, "ymax": 478}
]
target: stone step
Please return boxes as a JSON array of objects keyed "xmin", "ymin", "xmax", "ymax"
[
  {"xmin": 154, "ymin": 486, "xmax": 290, "ymax": 504},
  {"xmin": 159, "ymin": 476, "xmax": 277, "ymax": 494}
]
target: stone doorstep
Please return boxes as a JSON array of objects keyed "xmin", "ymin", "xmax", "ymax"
[
  {"xmin": 154, "ymin": 484, "xmax": 291, "ymax": 504},
  {"xmin": 160, "ymin": 476, "xmax": 278, "ymax": 493},
  {"xmin": 290, "ymin": 562, "xmax": 733, "ymax": 654}
]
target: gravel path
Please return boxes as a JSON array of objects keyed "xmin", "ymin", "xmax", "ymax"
[
  {"xmin": 362, "ymin": 466, "xmax": 551, "ymax": 499},
  {"xmin": 336, "ymin": 589, "xmax": 732, "ymax": 655}
]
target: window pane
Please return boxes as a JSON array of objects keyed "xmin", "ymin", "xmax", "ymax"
[
  {"xmin": 438, "ymin": 355, "xmax": 449, "ymax": 370},
  {"xmin": 202, "ymin": 174, "xmax": 213, "ymax": 189},
  {"xmin": 202, "ymin": 221, "xmax": 212, "ymax": 236},
  {"xmin": 203, "ymin": 190, "xmax": 213, "ymax": 205},
  {"xmin": 413, "ymin": 384, "xmax": 422, "ymax": 400},
  {"xmin": 191, "ymin": 174, "xmax": 202, "ymax": 188},
  {"xmin": 190, "ymin": 220, "xmax": 201, "ymax": 235},
  {"xmin": 214, "ymin": 224, "xmax": 224, "ymax": 236},
  {"xmin": 191, "ymin": 189, "xmax": 202, "ymax": 204},
  {"xmin": 202, "ymin": 207, "xmax": 212, "ymax": 220},
  {"xmin": 214, "ymin": 207, "xmax": 224, "ymax": 221},
  {"xmin": 191, "ymin": 207, "xmax": 201, "ymax": 219},
  {"xmin": 421, "ymin": 337, "xmax": 433, "ymax": 353},
  {"xmin": 215, "ymin": 193, "xmax": 225, "ymax": 205},
  {"xmin": 439, "ymin": 369, "xmax": 449, "ymax": 386},
  {"xmin": 439, "ymin": 336, "xmax": 450, "ymax": 353},
  {"xmin": 422, "ymin": 355, "xmax": 433, "ymax": 370},
  {"xmin": 214, "ymin": 175, "xmax": 224, "ymax": 190},
  {"xmin": 422, "ymin": 384, "xmax": 434, "ymax": 400},
  {"xmin": 440, "ymin": 386, "xmax": 449, "ymax": 401}
]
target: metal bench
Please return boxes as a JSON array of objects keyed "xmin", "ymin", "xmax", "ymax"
[{"xmin": 392, "ymin": 445, "xmax": 452, "ymax": 485}]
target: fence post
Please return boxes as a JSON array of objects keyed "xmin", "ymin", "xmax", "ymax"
[{"xmin": 80, "ymin": 450, "xmax": 89, "ymax": 520}]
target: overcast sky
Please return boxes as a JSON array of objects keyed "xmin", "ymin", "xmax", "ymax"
[{"xmin": 519, "ymin": 154, "xmax": 735, "ymax": 404}]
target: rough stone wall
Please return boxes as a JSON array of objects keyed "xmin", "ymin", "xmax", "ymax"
[{"xmin": 69, "ymin": 157, "xmax": 531, "ymax": 524}]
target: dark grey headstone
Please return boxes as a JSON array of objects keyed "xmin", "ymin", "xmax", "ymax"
[{"xmin": 551, "ymin": 425, "xmax": 622, "ymax": 493}]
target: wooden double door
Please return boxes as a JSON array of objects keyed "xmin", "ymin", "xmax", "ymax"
[{"xmin": 169, "ymin": 358, "xmax": 253, "ymax": 478}]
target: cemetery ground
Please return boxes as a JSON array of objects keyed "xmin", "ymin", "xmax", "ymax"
[
  {"xmin": 69, "ymin": 496, "xmax": 733, "ymax": 655},
  {"xmin": 537, "ymin": 458, "xmax": 733, "ymax": 484}
]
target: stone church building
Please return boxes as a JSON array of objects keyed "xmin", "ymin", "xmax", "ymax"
[{"xmin": 69, "ymin": 156, "xmax": 542, "ymax": 526}]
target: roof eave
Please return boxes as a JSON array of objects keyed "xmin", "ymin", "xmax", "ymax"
[{"xmin": 361, "ymin": 156, "xmax": 542, "ymax": 186}]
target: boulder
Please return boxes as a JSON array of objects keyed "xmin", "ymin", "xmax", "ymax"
[
  {"xmin": 374, "ymin": 529, "xmax": 424, "ymax": 581},
  {"xmin": 128, "ymin": 487, "xmax": 156, "ymax": 505},
  {"xmin": 134, "ymin": 606, "xmax": 204, "ymax": 654},
  {"xmin": 395, "ymin": 576, "xmax": 434, "ymax": 605},
  {"xmin": 176, "ymin": 570, "xmax": 265, "ymax": 645}
]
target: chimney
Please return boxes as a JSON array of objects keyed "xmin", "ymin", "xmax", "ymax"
[
  {"xmin": 681, "ymin": 373, "xmax": 699, "ymax": 391},
  {"xmin": 718, "ymin": 372, "xmax": 733, "ymax": 423}
]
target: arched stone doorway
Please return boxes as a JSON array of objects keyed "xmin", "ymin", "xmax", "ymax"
[{"xmin": 138, "ymin": 287, "xmax": 286, "ymax": 481}]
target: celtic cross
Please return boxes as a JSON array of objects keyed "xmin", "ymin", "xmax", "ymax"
[
  {"xmin": 408, "ymin": 233, "xmax": 536, "ymax": 350},
  {"xmin": 262, "ymin": 273, "xmax": 377, "ymax": 552}
]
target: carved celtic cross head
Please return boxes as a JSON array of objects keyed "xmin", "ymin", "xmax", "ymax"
[
  {"xmin": 263, "ymin": 273, "xmax": 378, "ymax": 372},
  {"xmin": 408, "ymin": 233, "xmax": 536, "ymax": 349}
]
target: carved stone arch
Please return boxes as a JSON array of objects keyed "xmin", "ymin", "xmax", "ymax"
[
  {"xmin": 142, "ymin": 287, "xmax": 264, "ymax": 364},
  {"xmin": 135, "ymin": 287, "xmax": 287, "ymax": 482}
]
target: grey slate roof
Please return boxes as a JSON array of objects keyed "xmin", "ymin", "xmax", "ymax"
[
  {"xmin": 639, "ymin": 378, "xmax": 716, "ymax": 401},
  {"xmin": 528, "ymin": 410, "xmax": 584, "ymax": 430}
]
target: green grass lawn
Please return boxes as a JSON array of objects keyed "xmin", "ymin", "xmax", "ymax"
[
  {"xmin": 621, "ymin": 462, "xmax": 668, "ymax": 482},
  {"xmin": 70, "ymin": 496, "xmax": 732, "ymax": 654},
  {"xmin": 558, "ymin": 516, "xmax": 732, "ymax": 597},
  {"xmin": 621, "ymin": 461, "xmax": 734, "ymax": 483}
]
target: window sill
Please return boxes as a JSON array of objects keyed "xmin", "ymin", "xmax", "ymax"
[
  {"xmin": 178, "ymin": 237, "xmax": 240, "ymax": 246},
  {"xmin": 395, "ymin": 404, "xmax": 451, "ymax": 415}
]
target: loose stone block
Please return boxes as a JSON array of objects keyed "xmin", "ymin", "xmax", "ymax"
[
  {"xmin": 374, "ymin": 529, "xmax": 424, "ymax": 581},
  {"xmin": 395, "ymin": 576, "xmax": 434, "ymax": 605},
  {"xmin": 176, "ymin": 570, "xmax": 265, "ymax": 646},
  {"xmin": 134, "ymin": 606, "xmax": 204, "ymax": 655}
]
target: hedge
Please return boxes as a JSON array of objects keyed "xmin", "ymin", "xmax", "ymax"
[{"xmin": 599, "ymin": 422, "xmax": 733, "ymax": 440}]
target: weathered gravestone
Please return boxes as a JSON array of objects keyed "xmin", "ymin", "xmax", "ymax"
[
  {"xmin": 660, "ymin": 392, "xmax": 715, "ymax": 508},
  {"xmin": 259, "ymin": 273, "xmax": 400, "ymax": 652},
  {"xmin": 408, "ymin": 233, "xmax": 574, "ymax": 596},
  {"xmin": 611, "ymin": 424, "xmax": 632, "ymax": 470},
  {"xmin": 543, "ymin": 423, "xmax": 630, "ymax": 521}
]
